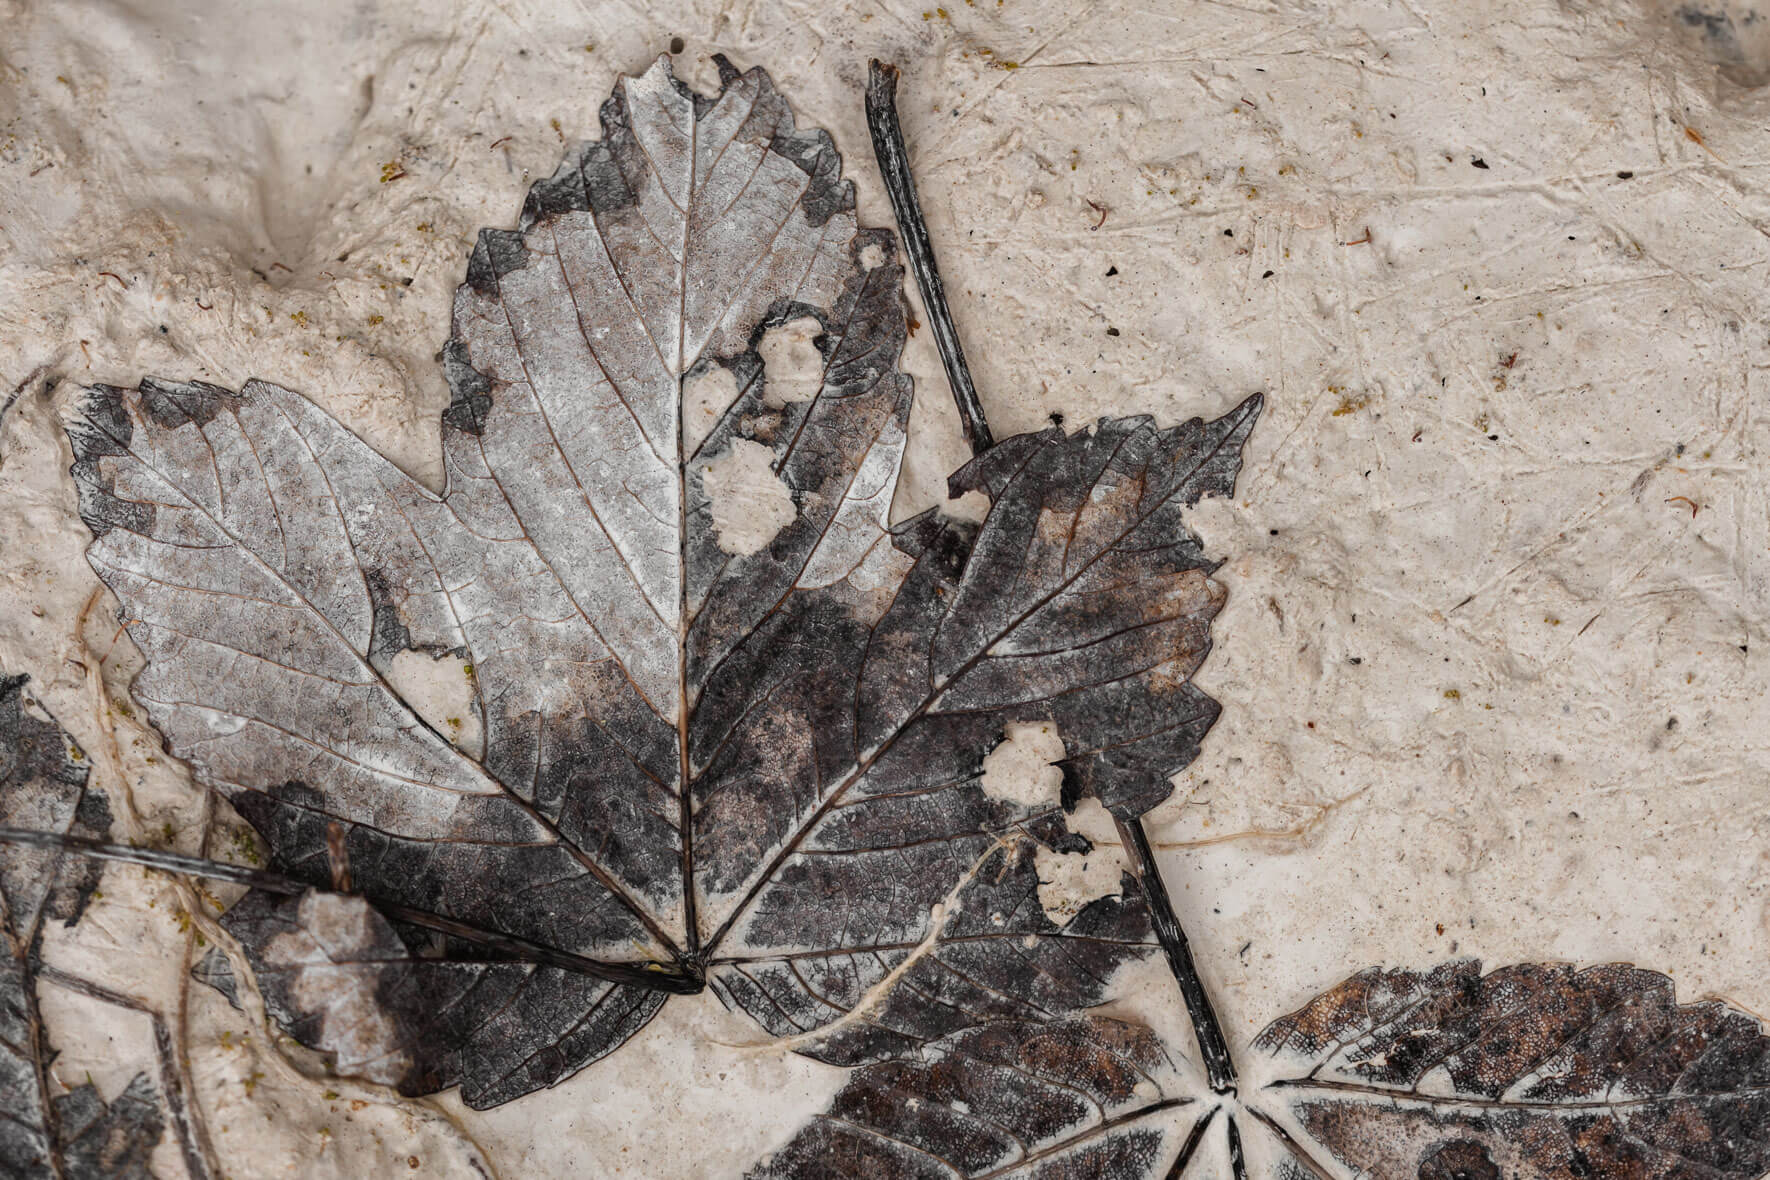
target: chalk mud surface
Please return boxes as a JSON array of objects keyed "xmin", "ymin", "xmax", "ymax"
[{"xmin": 3, "ymin": 0, "xmax": 1768, "ymax": 1174}]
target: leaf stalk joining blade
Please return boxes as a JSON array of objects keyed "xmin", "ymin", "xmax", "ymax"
[
  {"xmin": 867, "ymin": 56, "xmax": 1243, "ymax": 1102},
  {"xmin": 0, "ymin": 829, "xmax": 704, "ymax": 994}
]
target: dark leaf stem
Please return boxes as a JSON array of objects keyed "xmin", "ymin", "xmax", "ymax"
[
  {"xmin": 1226, "ymin": 1110, "xmax": 1248, "ymax": 1180},
  {"xmin": 1119, "ymin": 816, "xmax": 1237, "ymax": 1094},
  {"xmin": 1164, "ymin": 1106, "xmax": 1219, "ymax": 1179},
  {"xmin": 0, "ymin": 829, "xmax": 704, "ymax": 994},
  {"xmin": 865, "ymin": 61, "xmax": 995, "ymax": 454},
  {"xmin": 865, "ymin": 57, "xmax": 1241, "ymax": 1100}
]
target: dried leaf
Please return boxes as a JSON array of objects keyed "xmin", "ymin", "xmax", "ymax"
[
  {"xmin": 749, "ymin": 1016, "xmax": 1212, "ymax": 1179},
  {"xmin": 757, "ymin": 960, "xmax": 1770, "ymax": 1178},
  {"xmin": 1256, "ymin": 960, "xmax": 1770, "ymax": 1179},
  {"xmin": 0, "ymin": 675, "xmax": 164, "ymax": 1179},
  {"xmin": 62, "ymin": 55, "xmax": 1256, "ymax": 1106},
  {"xmin": 222, "ymin": 886, "xmax": 665, "ymax": 1103}
]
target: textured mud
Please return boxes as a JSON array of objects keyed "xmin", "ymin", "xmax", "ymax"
[{"xmin": 2, "ymin": 0, "xmax": 1767, "ymax": 1175}]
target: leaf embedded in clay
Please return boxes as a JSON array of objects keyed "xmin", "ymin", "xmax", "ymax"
[
  {"xmin": 50, "ymin": 1073, "xmax": 164, "ymax": 1180},
  {"xmin": 1256, "ymin": 960, "xmax": 1770, "ymax": 1179},
  {"xmin": 0, "ymin": 674, "xmax": 163, "ymax": 1179},
  {"xmin": 699, "ymin": 403, "xmax": 1260, "ymax": 1063},
  {"xmin": 68, "ymin": 371, "xmax": 678, "ymax": 1103},
  {"xmin": 708, "ymin": 814, "xmax": 1156, "ymax": 1067},
  {"xmin": 752, "ymin": 957, "xmax": 1770, "ymax": 1178},
  {"xmin": 748, "ymin": 1016, "xmax": 1213, "ymax": 1179},
  {"xmin": 63, "ymin": 53, "xmax": 1259, "ymax": 1105},
  {"xmin": 0, "ymin": 675, "xmax": 111, "ymax": 938},
  {"xmin": 221, "ymin": 888, "xmax": 666, "ymax": 1106}
]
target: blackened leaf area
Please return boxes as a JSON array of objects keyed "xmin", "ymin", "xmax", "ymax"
[
  {"xmin": 750, "ymin": 1016, "xmax": 1211, "ymax": 1178},
  {"xmin": 1258, "ymin": 960, "xmax": 1770, "ymax": 1179},
  {"xmin": 64, "ymin": 55, "xmax": 1255, "ymax": 1107},
  {"xmin": 1, "ymin": 675, "xmax": 165, "ymax": 1179},
  {"xmin": 757, "ymin": 961, "xmax": 1770, "ymax": 1179}
]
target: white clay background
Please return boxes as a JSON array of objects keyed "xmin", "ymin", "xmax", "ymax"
[{"xmin": 2, "ymin": 0, "xmax": 1769, "ymax": 1175}]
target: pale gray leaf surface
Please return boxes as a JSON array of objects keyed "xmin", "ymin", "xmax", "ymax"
[
  {"xmin": 1, "ymin": 674, "xmax": 163, "ymax": 1179},
  {"xmin": 66, "ymin": 52, "xmax": 916, "ymax": 1105},
  {"xmin": 64, "ymin": 54, "xmax": 1258, "ymax": 1106}
]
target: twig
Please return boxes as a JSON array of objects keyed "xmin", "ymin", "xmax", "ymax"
[
  {"xmin": 1226, "ymin": 1111, "xmax": 1248, "ymax": 1179},
  {"xmin": 864, "ymin": 61, "xmax": 995, "ymax": 454},
  {"xmin": 866, "ymin": 59, "xmax": 1243, "ymax": 1103},
  {"xmin": 1117, "ymin": 816, "xmax": 1238, "ymax": 1094},
  {"xmin": 1168, "ymin": 1106, "xmax": 1219, "ymax": 1176},
  {"xmin": 1665, "ymin": 495, "xmax": 1698, "ymax": 518}
]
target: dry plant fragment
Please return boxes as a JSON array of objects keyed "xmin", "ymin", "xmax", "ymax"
[
  {"xmin": 55, "ymin": 55, "xmax": 1253, "ymax": 1111},
  {"xmin": 0, "ymin": 674, "xmax": 170, "ymax": 1179}
]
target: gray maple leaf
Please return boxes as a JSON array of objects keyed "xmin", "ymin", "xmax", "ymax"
[{"xmin": 57, "ymin": 54, "xmax": 1258, "ymax": 1108}]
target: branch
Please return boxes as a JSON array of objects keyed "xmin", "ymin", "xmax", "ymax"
[
  {"xmin": 865, "ymin": 60, "xmax": 995, "ymax": 454},
  {"xmin": 1118, "ymin": 816, "xmax": 1238, "ymax": 1094}
]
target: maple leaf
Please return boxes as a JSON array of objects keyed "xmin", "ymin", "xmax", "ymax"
[
  {"xmin": 749, "ymin": 1016, "xmax": 1213, "ymax": 1178},
  {"xmin": 1257, "ymin": 959, "xmax": 1770, "ymax": 1178},
  {"xmin": 59, "ymin": 55, "xmax": 1259, "ymax": 1107},
  {"xmin": 0, "ymin": 675, "xmax": 167, "ymax": 1180},
  {"xmin": 756, "ymin": 961, "xmax": 1770, "ymax": 1178}
]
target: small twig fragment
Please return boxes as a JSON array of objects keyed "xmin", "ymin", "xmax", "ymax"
[
  {"xmin": 864, "ymin": 60, "xmax": 995, "ymax": 453},
  {"xmin": 326, "ymin": 822, "xmax": 352, "ymax": 893}
]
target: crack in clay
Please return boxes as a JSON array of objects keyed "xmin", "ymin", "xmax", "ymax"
[{"xmin": 1151, "ymin": 788, "xmax": 1370, "ymax": 850}]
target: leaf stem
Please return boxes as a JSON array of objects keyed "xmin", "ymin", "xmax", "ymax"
[
  {"xmin": 866, "ymin": 57, "xmax": 1244, "ymax": 1101},
  {"xmin": 1165, "ymin": 1105, "xmax": 1218, "ymax": 1178},
  {"xmin": 865, "ymin": 60, "xmax": 995, "ymax": 454},
  {"xmin": 1227, "ymin": 1112, "xmax": 1248, "ymax": 1180},
  {"xmin": 1119, "ymin": 816, "xmax": 1238, "ymax": 1094},
  {"xmin": 0, "ymin": 828, "xmax": 704, "ymax": 995}
]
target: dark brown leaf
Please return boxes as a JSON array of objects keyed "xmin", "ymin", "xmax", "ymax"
[
  {"xmin": 754, "ymin": 960, "xmax": 1770, "ymax": 1178},
  {"xmin": 1257, "ymin": 960, "xmax": 1770, "ymax": 1179},
  {"xmin": 748, "ymin": 1016, "xmax": 1213, "ymax": 1179}
]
